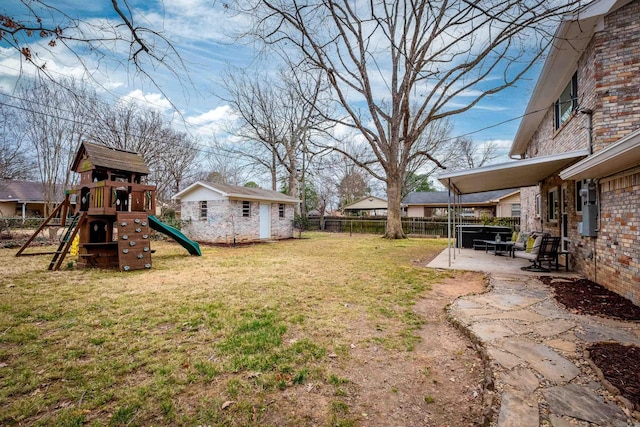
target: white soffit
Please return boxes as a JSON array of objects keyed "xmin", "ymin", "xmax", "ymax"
[
  {"xmin": 560, "ymin": 129, "xmax": 640, "ymax": 181},
  {"xmin": 439, "ymin": 150, "xmax": 589, "ymax": 194}
]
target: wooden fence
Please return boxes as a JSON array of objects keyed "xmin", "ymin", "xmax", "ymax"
[{"xmin": 307, "ymin": 216, "xmax": 520, "ymax": 237}]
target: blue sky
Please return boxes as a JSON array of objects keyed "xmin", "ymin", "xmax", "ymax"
[{"xmin": 0, "ymin": 0, "xmax": 546, "ymax": 163}]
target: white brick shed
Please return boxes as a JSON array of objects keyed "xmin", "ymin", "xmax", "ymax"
[{"xmin": 173, "ymin": 182, "xmax": 299, "ymax": 244}]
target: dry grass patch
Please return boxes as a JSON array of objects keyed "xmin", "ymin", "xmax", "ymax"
[{"xmin": 0, "ymin": 232, "xmax": 456, "ymax": 426}]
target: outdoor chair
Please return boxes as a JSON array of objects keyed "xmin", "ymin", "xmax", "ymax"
[{"xmin": 513, "ymin": 235, "xmax": 561, "ymax": 272}]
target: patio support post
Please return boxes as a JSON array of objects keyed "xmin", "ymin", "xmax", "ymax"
[
  {"xmin": 22, "ymin": 202, "xmax": 26, "ymax": 224},
  {"xmin": 447, "ymin": 180, "xmax": 452, "ymax": 267}
]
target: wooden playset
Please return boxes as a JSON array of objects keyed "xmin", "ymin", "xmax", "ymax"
[{"xmin": 17, "ymin": 141, "xmax": 200, "ymax": 271}]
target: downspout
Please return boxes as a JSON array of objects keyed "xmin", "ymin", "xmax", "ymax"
[
  {"xmin": 579, "ymin": 108, "xmax": 595, "ymax": 281},
  {"xmin": 579, "ymin": 108, "xmax": 593, "ymax": 154}
]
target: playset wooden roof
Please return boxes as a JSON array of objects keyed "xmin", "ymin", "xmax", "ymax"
[{"xmin": 71, "ymin": 141, "xmax": 150, "ymax": 175}]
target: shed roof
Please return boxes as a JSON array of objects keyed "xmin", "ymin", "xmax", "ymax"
[
  {"xmin": 403, "ymin": 189, "xmax": 519, "ymax": 206},
  {"xmin": 0, "ymin": 180, "xmax": 65, "ymax": 203},
  {"xmin": 173, "ymin": 181, "xmax": 300, "ymax": 204},
  {"xmin": 71, "ymin": 141, "xmax": 150, "ymax": 175}
]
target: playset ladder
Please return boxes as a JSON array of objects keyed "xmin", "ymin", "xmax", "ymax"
[
  {"xmin": 16, "ymin": 191, "xmax": 75, "ymax": 257},
  {"xmin": 48, "ymin": 212, "xmax": 86, "ymax": 271}
]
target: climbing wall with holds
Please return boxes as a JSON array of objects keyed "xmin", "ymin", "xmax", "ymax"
[{"xmin": 116, "ymin": 212, "xmax": 152, "ymax": 271}]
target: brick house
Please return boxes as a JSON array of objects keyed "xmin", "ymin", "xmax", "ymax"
[
  {"xmin": 173, "ymin": 182, "xmax": 299, "ymax": 244},
  {"xmin": 439, "ymin": 0, "xmax": 640, "ymax": 305}
]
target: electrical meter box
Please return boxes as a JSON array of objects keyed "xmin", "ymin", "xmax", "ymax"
[{"xmin": 579, "ymin": 181, "xmax": 597, "ymax": 237}]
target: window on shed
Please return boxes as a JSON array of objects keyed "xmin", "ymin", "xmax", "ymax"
[
  {"xmin": 199, "ymin": 201, "xmax": 207, "ymax": 220},
  {"xmin": 279, "ymin": 204, "xmax": 285, "ymax": 218},
  {"xmin": 242, "ymin": 201, "xmax": 251, "ymax": 217},
  {"xmin": 554, "ymin": 72, "xmax": 578, "ymax": 130}
]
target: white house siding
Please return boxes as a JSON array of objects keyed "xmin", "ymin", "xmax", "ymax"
[
  {"xmin": 181, "ymin": 199, "xmax": 294, "ymax": 244},
  {"xmin": 270, "ymin": 203, "xmax": 295, "ymax": 240}
]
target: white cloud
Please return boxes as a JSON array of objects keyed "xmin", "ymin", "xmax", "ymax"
[
  {"xmin": 120, "ymin": 89, "xmax": 173, "ymax": 112},
  {"xmin": 185, "ymin": 105, "xmax": 238, "ymax": 136}
]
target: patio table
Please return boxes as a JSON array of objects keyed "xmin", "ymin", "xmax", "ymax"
[{"xmin": 480, "ymin": 240, "xmax": 515, "ymax": 256}]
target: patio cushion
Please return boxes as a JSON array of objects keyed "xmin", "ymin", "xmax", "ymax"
[
  {"xmin": 525, "ymin": 236, "xmax": 535, "ymax": 252},
  {"xmin": 529, "ymin": 236, "xmax": 543, "ymax": 255},
  {"xmin": 511, "ymin": 231, "xmax": 518, "ymax": 242}
]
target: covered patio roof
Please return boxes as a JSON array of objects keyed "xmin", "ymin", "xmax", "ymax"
[
  {"xmin": 560, "ymin": 129, "xmax": 640, "ymax": 181},
  {"xmin": 438, "ymin": 150, "xmax": 589, "ymax": 194}
]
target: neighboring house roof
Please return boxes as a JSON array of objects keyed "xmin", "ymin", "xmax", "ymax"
[
  {"xmin": 71, "ymin": 141, "xmax": 150, "ymax": 175},
  {"xmin": 0, "ymin": 180, "xmax": 65, "ymax": 203},
  {"xmin": 173, "ymin": 181, "xmax": 300, "ymax": 204},
  {"xmin": 403, "ymin": 189, "xmax": 519, "ymax": 207},
  {"xmin": 343, "ymin": 196, "xmax": 388, "ymax": 210},
  {"xmin": 510, "ymin": 0, "xmax": 632, "ymax": 158}
]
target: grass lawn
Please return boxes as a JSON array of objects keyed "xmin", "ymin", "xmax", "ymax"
[{"xmin": 0, "ymin": 232, "xmax": 454, "ymax": 426}]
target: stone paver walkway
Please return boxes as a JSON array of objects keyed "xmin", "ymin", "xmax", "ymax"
[{"xmin": 447, "ymin": 274, "xmax": 640, "ymax": 427}]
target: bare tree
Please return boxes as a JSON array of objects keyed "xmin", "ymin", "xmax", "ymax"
[
  {"xmin": 0, "ymin": 98, "xmax": 34, "ymax": 180},
  {"xmin": 337, "ymin": 169, "xmax": 370, "ymax": 210},
  {"xmin": 89, "ymin": 101, "xmax": 198, "ymax": 203},
  {"xmin": 1, "ymin": 1, "xmax": 187, "ymax": 101},
  {"xmin": 243, "ymin": 0, "xmax": 580, "ymax": 238},
  {"xmin": 18, "ymin": 77, "xmax": 96, "ymax": 215},
  {"xmin": 198, "ymin": 144, "xmax": 257, "ymax": 187},
  {"xmin": 451, "ymin": 136, "xmax": 498, "ymax": 170},
  {"xmin": 222, "ymin": 67, "xmax": 329, "ymax": 212}
]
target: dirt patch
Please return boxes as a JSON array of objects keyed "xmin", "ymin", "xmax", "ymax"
[{"xmin": 320, "ymin": 271, "xmax": 487, "ymax": 426}]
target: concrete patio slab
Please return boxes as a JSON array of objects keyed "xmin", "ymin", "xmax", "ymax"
[{"xmin": 427, "ymin": 247, "xmax": 579, "ymax": 278}]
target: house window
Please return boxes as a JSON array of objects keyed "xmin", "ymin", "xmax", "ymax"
[
  {"xmin": 575, "ymin": 180, "xmax": 584, "ymax": 214},
  {"xmin": 535, "ymin": 194, "xmax": 541, "ymax": 218},
  {"xmin": 278, "ymin": 203, "xmax": 285, "ymax": 218},
  {"xmin": 199, "ymin": 201, "xmax": 207, "ymax": 220},
  {"xmin": 242, "ymin": 201, "xmax": 251, "ymax": 217},
  {"xmin": 510, "ymin": 203, "xmax": 521, "ymax": 217},
  {"xmin": 548, "ymin": 187, "xmax": 559, "ymax": 222},
  {"xmin": 554, "ymin": 72, "xmax": 578, "ymax": 130}
]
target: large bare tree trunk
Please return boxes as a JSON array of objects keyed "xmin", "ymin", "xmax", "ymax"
[{"xmin": 385, "ymin": 176, "xmax": 405, "ymax": 239}]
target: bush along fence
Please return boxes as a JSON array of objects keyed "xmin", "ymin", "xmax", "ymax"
[{"xmin": 306, "ymin": 216, "xmax": 520, "ymax": 237}]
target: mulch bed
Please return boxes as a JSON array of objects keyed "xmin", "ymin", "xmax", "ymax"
[
  {"xmin": 539, "ymin": 276, "xmax": 640, "ymax": 321},
  {"xmin": 588, "ymin": 343, "xmax": 640, "ymax": 411},
  {"xmin": 538, "ymin": 276, "xmax": 640, "ymax": 412}
]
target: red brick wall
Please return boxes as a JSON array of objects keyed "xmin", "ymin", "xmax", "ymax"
[
  {"xmin": 588, "ymin": 173, "xmax": 640, "ymax": 304},
  {"xmin": 592, "ymin": 0, "xmax": 640, "ymax": 150},
  {"xmin": 519, "ymin": 0, "xmax": 640, "ymax": 304}
]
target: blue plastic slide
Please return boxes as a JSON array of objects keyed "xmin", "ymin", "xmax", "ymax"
[{"xmin": 148, "ymin": 215, "xmax": 202, "ymax": 256}]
